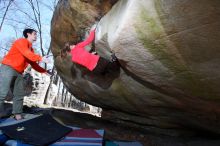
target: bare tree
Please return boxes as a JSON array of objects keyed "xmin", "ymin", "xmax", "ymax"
[
  {"xmin": 10, "ymin": 0, "xmax": 54, "ymax": 56},
  {"xmin": 26, "ymin": 0, "xmax": 59, "ymax": 56},
  {"xmin": 61, "ymin": 86, "xmax": 65, "ymax": 103},
  {"xmin": 0, "ymin": 37, "xmax": 15, "ymax": 55},
  {"xmin": 56, "ymin": 78, "xmax": 61, "ymax": 103},
  {"xmin": 0, "ymin": 0, "xmax": 14, "ymax": 31},
  {"xmin": 26, "ymin": 0, "xmax": 45, "ymax": 56},
  {"xmin": 43, "ymin": 66, "xmax": 55, "ymax": 104},
  {"xmin": 1, "ymin": 0, "xmax": 58, "ymax": 55},
  {"xmin": 39, "ymin": 0, "xmax": 59, "ymax": 56},
  {"xmin": 39, "ymin": 0, "xmax": 59, "ymax": 12}
]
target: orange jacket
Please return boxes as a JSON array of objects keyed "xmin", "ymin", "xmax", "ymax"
[{"xmin": 2, "ymin": 38, "xmax": 46, "ymax": 73}]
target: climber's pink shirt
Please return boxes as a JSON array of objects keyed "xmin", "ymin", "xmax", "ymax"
[{"xmin": 71, "ymin": 29, "xmax": 100, "ymax": 71}]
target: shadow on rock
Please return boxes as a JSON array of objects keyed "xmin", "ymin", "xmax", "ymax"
[{"xmin": 71, "ymin": 61, "xmax": 120, "ymax": 89}]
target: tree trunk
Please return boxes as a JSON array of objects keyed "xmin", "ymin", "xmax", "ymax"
[
  {"xmin": 43, "ymin": 67, "xmax": 54, "ymax": 104},
  {"xmin": 55, "ymin": 78, "xmax": 61, "ymax": 105},
  {"xmin": 61, "ymin": 85, "xmax": 65, "ymax": 104}
]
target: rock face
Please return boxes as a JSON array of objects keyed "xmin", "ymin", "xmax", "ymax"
[{"xmin": 50, "ymin": 0, "xmax": 220, "ymax": 136}]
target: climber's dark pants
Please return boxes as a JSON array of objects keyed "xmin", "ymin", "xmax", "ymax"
[
  {"xmin": 92, "ymin": 57, "xmax": 110, "ymax": 74},
  {"xmin": 0, "ymin": 64, "xmax": 25, "ymax": 116}
]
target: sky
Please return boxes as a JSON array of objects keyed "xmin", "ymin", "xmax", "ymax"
[{"xmin": 0, "ymin": 0, "xmax": 56, "ymax": 57}]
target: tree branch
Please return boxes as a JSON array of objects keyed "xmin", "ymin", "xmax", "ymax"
[{"xmin": 0, "ymin": 0, "xmax": 14, "ymax": 31}]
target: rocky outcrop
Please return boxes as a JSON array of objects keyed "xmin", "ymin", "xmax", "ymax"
[{"xmin": 50, "ymin": 0, "xmax": 220, "ymax": 136}]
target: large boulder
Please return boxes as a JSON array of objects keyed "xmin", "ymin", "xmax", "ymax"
[{"xmin": 50, "ymin": 0, "xmax": 220, "ymax": 136}]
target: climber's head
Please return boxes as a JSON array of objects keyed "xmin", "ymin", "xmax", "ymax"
[{"xmin": 23, "ymin": 28, "xmax": 37, "ymax": 42}]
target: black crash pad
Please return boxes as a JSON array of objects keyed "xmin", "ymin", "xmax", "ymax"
[{"xmin": 0, "ymin": 114, "xmax": 72, "ymax": 146}]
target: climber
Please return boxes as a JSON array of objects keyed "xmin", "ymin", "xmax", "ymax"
[
  {"xmin": 61, "ymin": 27, "xmax": 118, "ymax": 74},
  {"xmin": 0, "ymin": 28, "xmax": 51, "ymax": 120}
]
